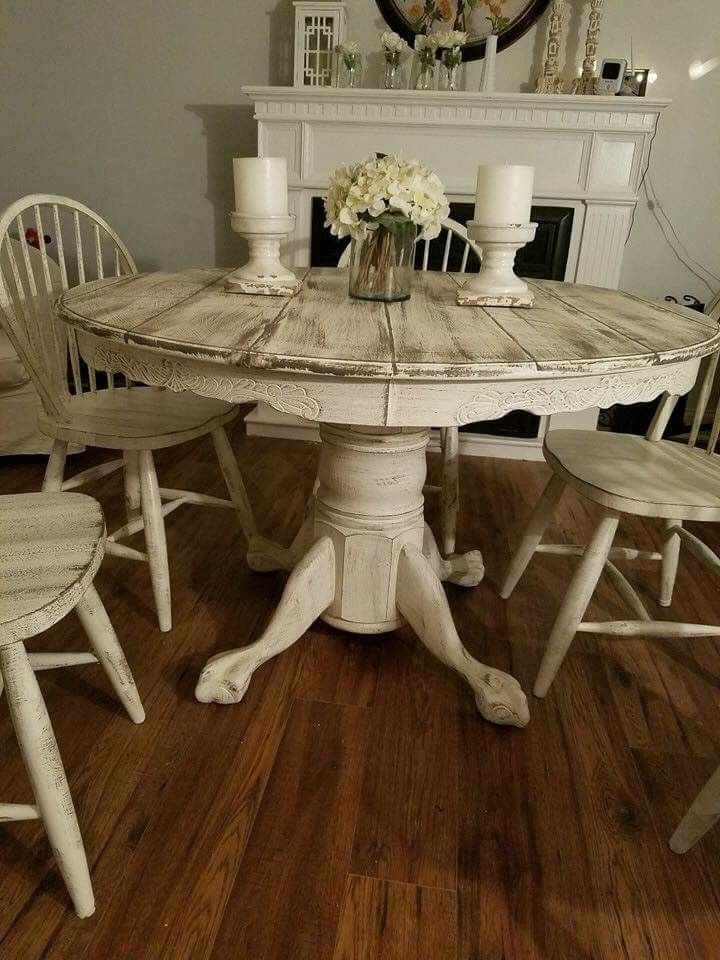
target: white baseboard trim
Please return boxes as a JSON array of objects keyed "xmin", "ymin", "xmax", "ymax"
[{"xmin": 245, "ymin": 404, "xmax": 547, "ymax": 461}]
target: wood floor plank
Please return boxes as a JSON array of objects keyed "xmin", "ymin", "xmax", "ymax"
[
  {"xmin": 632, "ymin": 747, "xmax": 720, "ymax": 957},
  {"xmin": 77, "ymin": 646, "xmax": 305, "ymax": 960},
  {"xmin": 350, "ymin": 631, "xmax": 459, "ymax": 891},
  {"xmin": 296, "ymin": 625, "xmax": 382, "ymax": 708},
  {"xmin": 209, "ymin": 698, "xmax": 370, "ymax": 960},
  {"xmin": 332, "ymin": 875, "xmax": 456, "ymax": 960},
  {"xmin": 553, "ymin": 653, "xmax": 698, "ymax": 959},
  {"xmin": 457, "ymin": 459, "xmax": 602, "ymax": 960}
]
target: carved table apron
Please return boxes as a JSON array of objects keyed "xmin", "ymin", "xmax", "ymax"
[{"xmin": 57, "ymin": 268, "xmax": 720, "ymax": 729}]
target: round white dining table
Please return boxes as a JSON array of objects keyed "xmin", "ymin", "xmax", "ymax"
[{"xmin": 57, "ymin": 267, "xmax": 720, "ymax": 728}]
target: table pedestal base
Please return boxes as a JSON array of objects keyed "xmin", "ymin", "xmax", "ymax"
[{"xmin": 195, "ymin": 425, "xmax": 529, "ymax": 728}]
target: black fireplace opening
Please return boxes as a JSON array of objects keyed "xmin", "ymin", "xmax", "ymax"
[{"xmin": 310, "ymin": 197, "xmax": 574, "ymax": 440}]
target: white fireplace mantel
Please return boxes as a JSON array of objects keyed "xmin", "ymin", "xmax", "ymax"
[{"xmin": 242, "ymin": 86, "xmax": 671, "ymax": 458}]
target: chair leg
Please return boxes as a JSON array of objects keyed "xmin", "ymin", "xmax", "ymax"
[
  {"xmin": 211, "ymin": 427, "xmax": 257, "ymax": 540},
  {"xmin": 0, "ymin": 642, "xmax": 95, "ymax": 918},
  {"xmin": 138, "ymin": 449, "xmax": 172, "ymax": 632},
  {"xmin": 439, "ymin": 426, "xmax": 459, "ymax": 557},
  {"xmin": 123, "ymin": 450, "xmax": 142, "ymax": 524},
  {"xmin": 75, "ymin": 584, "xmax": 145, "ymax": 724},
  {"xmin": 500, "ymin": 474, "xmax": 566, "ymax": 599},
  {"xmin": 670, "ymin": 762, "xmax": 720, "ymax": 854},
  {"xmin": 660, "ymin": 519, "xmax": 682, "ymax": 608},
  {"xmin": 42, "ymin": 440, "xmax": 68, "ymax": 492},
  {"xmin": 533, "ymin": 512, "xmax": 619, "ymax": 698}
]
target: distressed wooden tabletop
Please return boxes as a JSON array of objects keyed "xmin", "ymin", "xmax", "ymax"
[{"xmin": 57, "ymin": 267, "xmax": 720, "ymax": 381}]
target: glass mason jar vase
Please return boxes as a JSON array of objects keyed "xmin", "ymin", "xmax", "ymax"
[
  {"xmin": 413, "ymin": 50, "xmax": 436, "ymax": 90},
  {"xmin": 338, "ymin": 53, "xmax": 362, "ymax": 88},
  {"xmin": 348, "ymin": 221, "xmax": 416, "ymax": 302},
  {"xmin": 383, "ymin": 51, "xmax": 404, "ymax": 89},
  {"xmin": 439, "ymin": 46, "xmax": 463, "ymax": 91}
]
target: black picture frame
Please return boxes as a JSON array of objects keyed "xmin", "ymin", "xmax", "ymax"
[{"xmin": 375, "ymin": 0, "xmax": 551, "ymax": 61}]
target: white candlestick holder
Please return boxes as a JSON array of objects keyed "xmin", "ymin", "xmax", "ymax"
[
  {"xmin": 225, "ymin": 213, "xmax": 302, "ymax": 296},
  {"xmin": 456, "ymin": 222, "xmax": 537, "ymax": 307}
]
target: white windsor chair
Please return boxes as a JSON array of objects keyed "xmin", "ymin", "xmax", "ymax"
[
  {"xmin": 0, "ymin": 195, "xmax": 258, "ymax": 631},
  {"xmin": 339, "ymin": 217, "xmax": 482, "ymax": 556},
  {"xmin": 500, "ymin": 292, "xmax": 720, "ymax": 700},
  {"xmin": 0, "ymin": 492, "xmax": 144, "ymax": 917},
  {"xmin": 502, "ymin": 291, "xmax": 720, "ymax": 855}
]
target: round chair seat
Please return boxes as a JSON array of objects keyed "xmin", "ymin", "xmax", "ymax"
[
  {"xmin": 544, "ymin": 429, "xmax": 720, "ymax": 521},
  {"xmin": 0, "ymin": 493, "xmax": 105, "ymax": 644},
  {"xmin": 38, "ymin": 386, "xmax": 238, "ymax": 450}
]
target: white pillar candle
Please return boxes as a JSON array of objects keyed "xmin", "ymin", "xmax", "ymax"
[
  {"xmin": 474, "ymin": 164, "xmax": 535, "ymax": 226},
  {"xmin": 233, "ymin": 157, "xmax": 288, "ymax": 217}
]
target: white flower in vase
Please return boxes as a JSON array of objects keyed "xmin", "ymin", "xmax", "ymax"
[
  {"xmin": 435, "ymin": 30, "xmax": 467, "ymax": 90},
  {"xmin": 413, "ymin": 33, "xmax": 440, "ymax": 90},
  {"xmin": 381, "ymin": 30, "xmax": 407, "ymax": 55},
  {"xmin": 414, "ymin": 33, "xmax": 440, "ymax": 53},
  {"xmin": 380, "ymin": 30, "xmax": 408, "ymax": 88},
  {"xmin": 435, "ymin": 30, "xmax": 468, "ymax": 50},
  {"xmin": 335, "ymin": 40, "xmax": 361, "ymax": 87}
]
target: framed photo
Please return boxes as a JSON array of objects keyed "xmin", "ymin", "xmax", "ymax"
[{"xmin": 375, "ymin": 0, "xmax": 551, "ymax": 61}]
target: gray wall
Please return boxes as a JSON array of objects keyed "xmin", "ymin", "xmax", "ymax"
[
  {"xmin": 2, "ymin": 0, "xmax": 719, "ymax": 301},
  {"xmin": 1, "ymin": 0, "xmax": 297, "ymax": 270}
]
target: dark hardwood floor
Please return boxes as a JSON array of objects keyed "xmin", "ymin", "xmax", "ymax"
[{"xmin": 1, "ymin": 419, "xmax": 719, "ymax": 959}]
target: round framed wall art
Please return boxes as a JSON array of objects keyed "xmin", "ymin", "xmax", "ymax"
[{"xmin": 375, "ymin": 0, "xmax": 551, "ymax": 60}]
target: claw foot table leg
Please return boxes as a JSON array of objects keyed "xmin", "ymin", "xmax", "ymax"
[
  {"xmin": 422, "ymin": 524, "xmax": 485, "ymax": 587},
  {"xmin": 397, "ymin": 544, "xmax": 529, "ymax": 728},
  {"xmin": 196, "ymin": 537, "xmax": 335, "ymax": 704}
]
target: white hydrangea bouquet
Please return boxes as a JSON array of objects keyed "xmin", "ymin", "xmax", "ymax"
[{"xmin": 324, "ymin": 153, "xmax": 449, "ymax": 301}]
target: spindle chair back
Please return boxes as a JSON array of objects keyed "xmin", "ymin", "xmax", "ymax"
[
  {"xmin": 0, "ymin": 195, "xmax": 137, "ymax": 419},
  {"xmin": 337, "ymin": 216, "xmax": 480, "ymax": 273}
]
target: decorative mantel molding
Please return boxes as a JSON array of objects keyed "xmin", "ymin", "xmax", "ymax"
[{"xmin": 245, "ymin": 86, "xmax": 669, "ymax": 134}]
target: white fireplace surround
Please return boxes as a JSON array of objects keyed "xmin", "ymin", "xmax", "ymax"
[{"xmin": 242, "ymin": 86, "xmax": 670, "ymax": 459}]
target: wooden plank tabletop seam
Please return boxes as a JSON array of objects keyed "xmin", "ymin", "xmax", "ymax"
[
  {"xmin": 56, "ymin": 267, "xmax": 720, "ymax": 381},
  {"xmin": 530, "ymin": 280, "xmax": 717, "ymax": 364}
]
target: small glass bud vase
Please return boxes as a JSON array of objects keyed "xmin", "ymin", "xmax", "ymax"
[
  {"xmin": 413, "ymin": 50, "xmax": 437, "ymax": 90},
  {"xmin": 439, "ymin": 46, "xmax": 463, "ymax": 91},
  {"xmin": 348, "ymin": 221, "xmax": 416, "ymax": 302},
  {"xmin": 339, "ymin": 53, "xmax": 362, "ymax": 88},
  {"xmin": 383, "ymin": 52, "xmax": 404, "ymax": 90}
]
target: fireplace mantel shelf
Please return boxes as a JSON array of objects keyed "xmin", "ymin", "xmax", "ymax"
[{"xmin": 244, "ymin": 85, "xmax": 670, "ymax": 122}]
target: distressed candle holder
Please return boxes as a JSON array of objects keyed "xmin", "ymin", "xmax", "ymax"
[
  {"xmin": 456, "ymin": 222, "xmax": 537, "ymax": 307},
  {"xmin": 225, "ymin": 213, "xmax": 302, "ymax": 296}
]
